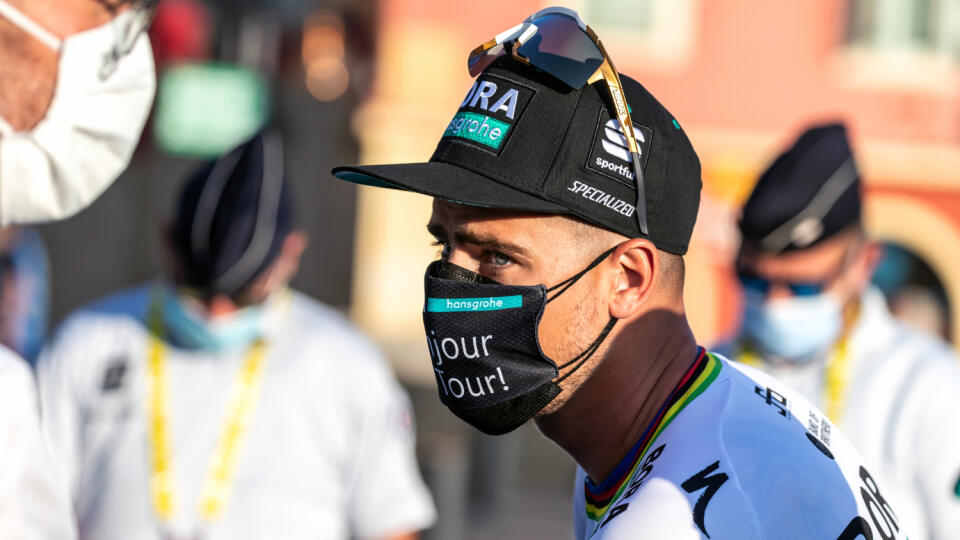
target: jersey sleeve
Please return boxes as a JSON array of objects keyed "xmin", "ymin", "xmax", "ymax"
[
  {"xmin": 340, "ymin": 342, "xmax": 436, "ymax": 539},
  {"xmin": 0, "ymin": 349, "xmax": 76, "ymax": 540}
]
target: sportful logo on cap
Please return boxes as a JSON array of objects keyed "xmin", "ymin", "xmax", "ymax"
[
  {"xmin": 442, "ymin": 74, "xmax": 536, "ymax": 154},
  {"xmin": 586, "ymin": 108, "xmax": 654, "ymax": 187}
]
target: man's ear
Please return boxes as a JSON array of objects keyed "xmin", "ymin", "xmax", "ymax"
[
  {"xmin": 608, "ymin": 238, "xmax": 659, "ymax": 320},
  {"xmin": 276, "ymin": 230, "xmax": 309, "ymax": 279},
  {"xmin": 850, "ymin": 240, "xmax": 884, "ymax": 292},
  {"xmin": 282, "ymin": 230, "xmax": 308, "ymax": 261}
]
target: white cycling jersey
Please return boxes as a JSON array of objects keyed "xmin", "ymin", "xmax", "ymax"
[
  {"xmin": 37, "ymin": 284, "xmax": 435, "ymax": 540},
  {"xmin": 572, "ymin": 350, "xmax": 908, "ymax": 540}
]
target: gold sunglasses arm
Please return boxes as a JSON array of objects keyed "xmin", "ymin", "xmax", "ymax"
[
  {"xmin": 469, "ymin": 38, "xmax": 501, "ymax": 60},
  {"xmin": 595, "ymin": 61, "xmax": 640, "ymax": 155},
  {"xmin": 592, "ymin": 38, "xmax": 649, "ymax": 234}
]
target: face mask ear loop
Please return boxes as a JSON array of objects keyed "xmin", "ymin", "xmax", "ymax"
[
  {"xmin": 546, "ymin": 246, "xmax": 618, "ymax": 304},
  {"xmin": 555, "ymin": 317, "xmax": 618, "ymax": 381},
  {"xmin": 0, "ymin": 1, "xmax": 62, "ymax": 51}
]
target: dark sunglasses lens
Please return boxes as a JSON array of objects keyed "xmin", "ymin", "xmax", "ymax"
[
  {"xmin": 468, "ymin": 44, "xmax": 507, "ymax": 77},
  {"xmin": 789, "ymin": 283, "xmax": 824, "ymax": 297},
  {"xmin": 515, "ymin": 13, "xmax": 603, "ymax": 88},
  {"xmin": 738, "ymin": 275, "xmax": 769, "ymax": 295}
]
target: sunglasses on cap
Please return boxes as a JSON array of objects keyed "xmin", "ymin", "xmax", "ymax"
[{"xmin": 467, "ymin": 6, "xmax": 649, "ymax": 236}]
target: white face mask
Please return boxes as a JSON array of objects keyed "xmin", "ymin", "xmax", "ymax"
[
  {"xmin": 0, "ymin": 1, "xmax": 156, "ymax": 225},
  {"xmin": 742, "ymin": 289, "xmax": 844, "ymax": 364},
  {"xmin": 164, "ymin": 292, "xmax": 266, "ymax": 352}
]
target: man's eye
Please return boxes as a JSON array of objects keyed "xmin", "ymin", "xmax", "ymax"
[{"xmin": 486, "ymin": 251, "xmax": 512, "ymax": 267}]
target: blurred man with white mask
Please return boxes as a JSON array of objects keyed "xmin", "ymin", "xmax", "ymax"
[
  {"xmin": 38, "ymin": 132, "xmax": 435, "ymax": 540},
  {"xmin": 0, "ymin": 0, "xmax": 156, "ymax": 225},
  {"xmin": 0, "ymin": 2, "xmax": 156, "ymax": 538},
  {"xmin": 726, "ymin": 122, "xmax": 960, "ymax": 540}
]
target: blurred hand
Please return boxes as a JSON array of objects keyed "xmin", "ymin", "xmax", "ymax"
[{"xmin": 0, "ymin": 0, "xmax": 126, "ymax": 131}]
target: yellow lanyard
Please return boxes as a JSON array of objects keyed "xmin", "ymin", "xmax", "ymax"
[
  {"xmin": 821, "ymin": 339, "xmax": 851, "ymax": 424},
  {"xmin": 739, "ymin": 340, "xmax": 852, "ymax": 426},
  {"xmin": 146, "ymin": 291, "xmax": 268, "ymax": 528}
]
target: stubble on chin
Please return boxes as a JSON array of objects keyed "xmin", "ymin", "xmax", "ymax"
[{"xmin": 536, "ymin": 295, "xmax": 611, "ymax": 417}]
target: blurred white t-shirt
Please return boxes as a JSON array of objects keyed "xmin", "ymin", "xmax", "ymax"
[
  {"xmin": 38, "ymin": 284, "xmax": 435, "ymax": 540},
  {"xmin": 0, "ymin": 346, "xmax": 75, "ymax": 540}
]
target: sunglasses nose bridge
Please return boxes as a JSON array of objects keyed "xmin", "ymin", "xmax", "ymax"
[{"xmin": 510, "ymin": 41, "xmax": 532, "ymax": 66}]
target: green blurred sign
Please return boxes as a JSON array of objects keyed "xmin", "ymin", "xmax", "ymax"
[{"xmin": 153, "ymin": 63, "xmax": 268, "ymax": 158}]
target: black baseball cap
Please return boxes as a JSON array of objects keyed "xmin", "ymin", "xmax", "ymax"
[
  {"xmin": 172, "ymin": 131, "xmax": 294, "ymax": 296},
  {"xmin": 332, "ymin": 57, "xmax": 702, "ymax": 255},
  {"xmin": 739, "ymin": 122, "xmax": 861, "ymax": 254}
]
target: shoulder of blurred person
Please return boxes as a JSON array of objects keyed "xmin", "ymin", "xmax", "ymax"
[
  {"xmin": 279, "ymin": 289, "xmax": 408, "ymax": 377},
  {"xmin": 845, "ymin": 285, "xmax": 960, "ymax": 540},
  {"xmin": 0, "ymin": 345, "xmax": 76, "ymax": 540},
  {"xmin": 850, "ymin": 285, "xmax": 960, "ymax": 376},
  {"xmin": 38, "ymin": 283, "xmax": 152, "ymax": 379}
]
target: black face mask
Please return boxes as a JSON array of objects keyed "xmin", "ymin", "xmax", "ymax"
[{"xmin": 422, "ymin": 248, "xmax": 617, "ymax": 435}]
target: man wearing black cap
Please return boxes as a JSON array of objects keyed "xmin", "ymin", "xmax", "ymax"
[
  {"xmin": 729, "ymin": 122, "xmax": 960, "ymax": 539},
  {"xmin": 332, "ymin": 8, "xmax": 907, "ymax": 539},
  {"xmin": 37, "ymin": 133, "xmax": 435, "ymax": 540}
]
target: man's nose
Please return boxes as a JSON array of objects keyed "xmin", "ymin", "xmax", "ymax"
[{"xmin": 446, "ymin": 247, "xmax": 480, "ymax": 273}]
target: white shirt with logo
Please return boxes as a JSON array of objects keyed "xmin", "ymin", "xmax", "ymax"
[
  {"xmin": 0, "ymin": 347, "xmax": 75, "ymax": 540},
  {"xmin": 572, "ymin": 352, "xmax": 908, "ymax": 540},
  {"xmin": 728, "ymin": 287, "xmax": 960, "ymax": 540},
  {"xmin": 37, "ymin": 284, "xmax": 435, "ymax": 540}
]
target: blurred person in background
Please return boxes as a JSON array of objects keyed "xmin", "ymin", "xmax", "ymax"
[
  {"xmin": 888, "ymin": 285, "xmax": 949, "ymax": 338},
  {"xmin": 725, "ymin": 122, "xmax": 960, "ymax": 539},
  {"xmin": 0, "ymin": 1, "xmax": 157, "ymax": 537},
  {"xmin": 38, "ymin": 132, "xmax": 435, "ymax": 540},
  {"xmin": 0, "ymin": 344, "xmax": 75, "ymax": 540},
  {"xmin": 332, "ymin": 7, "xmax": 908, "ymax": 538},
  {"xmin": 0, "ymin": 0, "xmax": 156, "ymax": 225}
]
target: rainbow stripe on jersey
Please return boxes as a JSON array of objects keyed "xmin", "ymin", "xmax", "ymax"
[{"xmin": 583, "ymin": 348, "xmax": 722, "ymax": 521}]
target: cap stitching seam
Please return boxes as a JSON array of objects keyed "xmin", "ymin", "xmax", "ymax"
[{"xmin": 536, "ymin": 87, "xmax": 585, "ymax": 196}]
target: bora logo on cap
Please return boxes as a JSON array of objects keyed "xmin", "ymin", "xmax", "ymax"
[{"xmin": 442, "ymin": 74, "xmax": 535, "ymax": 153}]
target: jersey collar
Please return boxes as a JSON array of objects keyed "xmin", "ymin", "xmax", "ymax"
[{"xmin": 583, "ymin": 347, "xmax": 722, "ymax": 520}]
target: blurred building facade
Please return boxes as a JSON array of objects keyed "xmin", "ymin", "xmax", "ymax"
[{"xmin": 349, "ymin": 0, "xmax": 960, "ymax": 382}]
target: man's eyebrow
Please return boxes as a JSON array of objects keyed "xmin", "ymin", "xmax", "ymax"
[
  {"xmin": 425, "ymin": 223, "xmax": 529, "ymax": 256},
  {"xmin": 454, "ymin": 230, "xmax": 530, "ymax": 256}
]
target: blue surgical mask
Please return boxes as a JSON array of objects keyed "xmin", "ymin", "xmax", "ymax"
[
  {"xmin": 164, "ymin": 292, "xmax": 265, "ymax": 351},
  {"xmin": 742, "ymin": 290, "xmax": 843, "ymax": 363}
]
